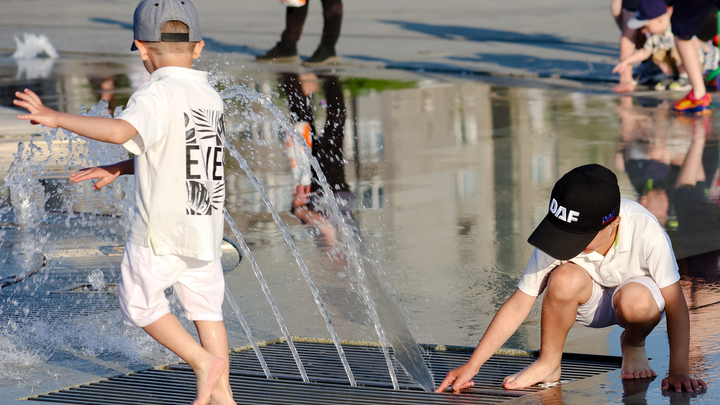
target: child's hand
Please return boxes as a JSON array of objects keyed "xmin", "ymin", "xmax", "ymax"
[
  {"xmin": 70, "ymin": 166, "xmax": 122, "ymax": 190},
  {"xmin": 435, "ymin": 363, "xmax": 479, "ymax": 393},
  {"xmin": 612, "ymin": 61, "xmax": 628, "ymax": 74},
  {"xmin": 661, "ymin": 374, "xmax": 707, "ymax": 392},
  {"xmin": 13, "ymin": 89, "xmax": 61, "ymax": 127}
]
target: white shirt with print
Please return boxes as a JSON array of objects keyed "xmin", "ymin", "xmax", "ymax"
[
  {"xmin": 119, "ymin": 66, "xmax": 225, "ymax": 261},
  {"xmin": 518, "ymin": 199, "xmax": 680, "ymax": 297}
]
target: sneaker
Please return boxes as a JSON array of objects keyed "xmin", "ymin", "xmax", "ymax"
[
  {"xmin": 668, "ymin": 75, "xmax": 692, "ymax": 92},
  {"xmin": 256, "ymin": 42, "xmax": 300, "ymax": 64},
  {"xmin": 302, "ymin": 46, "xmax": 339, "ymax": 67},
  {"xmin": 654, "ymin": 76, "xmax": 675, "ymax": 91},
  {"xmin": 673, "ymin": 91, "xmax": 712, "ymax": 114}
]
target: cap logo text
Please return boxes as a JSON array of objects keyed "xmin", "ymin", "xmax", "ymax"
[
  {"xmin": 602, "ymin": 211, "xmax": 616, "ymax": 225},
  {"xmin": 549, "ymin": 198, "xmax": 579, "ymax": 223}
]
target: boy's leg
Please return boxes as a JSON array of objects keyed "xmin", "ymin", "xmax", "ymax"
[
  {"xmin": 195, "ymin": 320, "xmax": 236, "ymax": 405},
  {"xmin": 143, "ymin": 314, "xmax": 226, "ymax": 405},
  {"xmin": 503, "ymin": 263, "xmax": 593, "ymax": 389},
  {"xmin": 613, "ymin": 279, "xmax": 663, "ymax": 379}
]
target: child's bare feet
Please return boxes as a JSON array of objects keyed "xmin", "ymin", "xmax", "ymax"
[
  {"xmin": 620, "ymin": 331, "xmax": 657, "ymax": 379},
  {"xmin": 612, "ymin": 81, "xmax": 636, "ymax": 93},
  {"xmin": 210, "ymin": 382, "xmax": 237, "ymax": 405},
  {"xmin": 502, "ymin": 360, "xmax": 561, "ymax": 389},
  {"xmin": 193, "ymin": 356, "xmax": 226, "ymax": 405}
]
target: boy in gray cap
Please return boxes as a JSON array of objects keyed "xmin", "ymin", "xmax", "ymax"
[
  {"xmin": 14, "ymin": 1, "xmax": 235, "ymax": 404},
  {"xmin": 436, "ymin": 164, "xmax": 706, "ymax": 394}
]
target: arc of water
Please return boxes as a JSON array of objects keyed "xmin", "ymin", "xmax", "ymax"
[
  {"xmin": 279, "ymin": 96, "xmax": 434, "ymax": 391},
  {"xmin": 219, "ymin": 82, "xmax": 434, "ymax": 390},
  {"xmin": 223, "ymin": 285, "xmax": 272, "ymax": 379},
  {"xmin": 290, "ymin": 151, "xmax": 400, "ymax": 390},
  {"xmin": 223, "ymin": 140, "xmax": 357, "ymax": 387},
  {"xmin": 223, "ymin": 208, "xmax": 309, "ymax": 382}
]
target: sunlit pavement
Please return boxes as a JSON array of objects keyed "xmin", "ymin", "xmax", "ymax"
[{"xmin": 1, "ymin": 1, "xmax": 719, "ymax": 404}]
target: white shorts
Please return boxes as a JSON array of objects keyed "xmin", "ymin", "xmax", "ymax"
[
  {"xmin": 119, "ymin": 241, "xmax": 225, "ymax": 327},
  {"xmin": 576, "ymin": 276, "xmax": 665, "ymax": 328}
]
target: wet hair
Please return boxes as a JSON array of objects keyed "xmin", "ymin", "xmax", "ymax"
[{"xmin": 141, "ymin": 21, "xmax": 198, "ymax": 55}]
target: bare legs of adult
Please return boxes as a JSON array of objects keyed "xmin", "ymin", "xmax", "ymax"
[{"xmin": 676, "ymin": 38, "xmax": 706, "ymax": 100}]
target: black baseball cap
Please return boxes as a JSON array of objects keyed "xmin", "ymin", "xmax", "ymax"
[{"xmin": 528, "ymin": 164, "xmax": 621, "ymax": 260}]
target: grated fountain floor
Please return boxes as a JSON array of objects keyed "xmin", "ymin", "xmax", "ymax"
[{"xmin": 24, "ymin": 338, "xmax": 622, "ymax": 405}]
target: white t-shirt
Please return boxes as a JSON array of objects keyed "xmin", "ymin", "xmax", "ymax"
[
  {"xmin": 118, "ymin": 66, "xmax": 225, "ymax": 261},
  {"xmin": 518, "ymin": 199, "xmax": 679, "ymax": 296}
]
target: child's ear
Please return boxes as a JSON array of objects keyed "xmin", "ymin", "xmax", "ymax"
[
  {"xmin": 192, "ymin": 40, "xmax": 205, "ymax": 60},
  {"xmin": 134, "ymin": 40, "xmax": 150, "ymax": 61}
]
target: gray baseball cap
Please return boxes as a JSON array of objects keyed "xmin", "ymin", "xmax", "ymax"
[{"xmin": 131, "ymin": 0, "xmax": 202, "ymax": 51}]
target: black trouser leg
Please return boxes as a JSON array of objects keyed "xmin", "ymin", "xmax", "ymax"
[{"xmin": 280, "ymin": 2, "xmax": 309, "ymax": 46}]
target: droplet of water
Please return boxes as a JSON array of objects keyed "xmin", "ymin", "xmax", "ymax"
[{"xmin": 88, "ymin": 269, "xmax": 105, "ymax": 291}]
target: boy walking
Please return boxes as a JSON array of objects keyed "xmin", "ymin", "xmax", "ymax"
[
  {"xmin": 14, "ymin": 1, "xmax": 235, "ymax": 404},
  {"xmin": 436, "ymin": 164, "xmax": 706, "ymax": 394}
]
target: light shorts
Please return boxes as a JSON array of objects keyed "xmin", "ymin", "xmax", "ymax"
[
  {"xmin": 576, "ymin": 276, "xmax": 665, "ymax": 328},
  {"xmin": 119, "ymin": 241, "xmax": 225, "ymax": 327}
]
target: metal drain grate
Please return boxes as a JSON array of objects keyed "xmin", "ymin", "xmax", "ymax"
[
  {"xmin": 0, "ymin": 292, "xmax": 119, "ymax": 323},
  {"xmin": 27, "ymin": 339, "xmax": 621, "ymax": 404}
]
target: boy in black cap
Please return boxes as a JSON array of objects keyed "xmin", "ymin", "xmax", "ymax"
[
  {"xmin": 436, "ymin": 164, "xmax": 707, "ymax": 394},
  {"xmin": 14, "ymin": 1, "xmax": 235, "ymax": 404}
]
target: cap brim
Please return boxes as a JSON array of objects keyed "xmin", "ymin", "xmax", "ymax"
[
  {"xmin": 627, "ymin": 18, "xmax": 647, "ymax": 30},
  {"xmin": 527, "ymin": 215, "xmax": 598, "ymax": 260}
]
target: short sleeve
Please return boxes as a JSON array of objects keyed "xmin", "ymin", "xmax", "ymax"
[
  {"xmin": 118, "ymin": 84, "xmax": 169, "ymax": 155},
  {"xmin": 518, "ymin": 249, "xmax": 561, "ymax": 297},
  {"xmin": 645, "ymin": 227, "xmax": 680, "ymax": 289}
]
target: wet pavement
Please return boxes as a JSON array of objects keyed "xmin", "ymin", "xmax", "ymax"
[{"xmin": 1, "ymin": 1, "xmax": 720, "ymax": 404}]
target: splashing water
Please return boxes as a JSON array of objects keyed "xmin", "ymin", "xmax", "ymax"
[
  {"xmin": 224, "ymin": 209, "xmax": 309, "ymax": 382},
  {"xmin": 218, "ymin": 79, "xmax": 434, "ymax": 390}
]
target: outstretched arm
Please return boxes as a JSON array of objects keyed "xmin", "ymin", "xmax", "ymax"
[
  {"xmin": 660, "ymin": 282, "xmax": 706, "ymax": 392},
  {"xmin": 69, "ymin": 159, "xmax": 135, "ymax": 190},
  {"xmin": 612, "ymin": 48, "xmax": 652, "ymax": 74},
  {"xmin": 14, "ymin": 89, "xmax": 137, "ymax": 144},
  {"xmin": 435, "ymin": 289, "xmax": 537, "ymax": 393}
]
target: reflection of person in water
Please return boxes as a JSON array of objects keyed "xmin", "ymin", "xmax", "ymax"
[
  {"xmin": 670, "ymin": 115, "xmax": 720, "ymax": 257},
  {"xmin": 615, "ymin": 98, "xmax": 687, "ymax": 228},
  {"xmin": 615, "ymin": 104, "xmax": 718, "ymax": 399},
  {"xmin": 282, "ymin": 73, "xmax": 368, "ymax": 324},
  {"xmin": 283, "ymin": 73, "xmax": 356, "ymax": 250}
]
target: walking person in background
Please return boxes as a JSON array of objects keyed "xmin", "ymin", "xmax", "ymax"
[{"xmin": 256, "ymin": 0, "xmax": 342, "ymax": 66}]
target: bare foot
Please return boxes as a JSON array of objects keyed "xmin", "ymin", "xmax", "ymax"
[
  {"xmin": 612, "ymin": 81, "xmax": 636, "ymax": 93},
  {"xmin": 210, "ymin": 382, "xmax": 237, "ymax": 405},
  {"xmin": 193, "ymin": 356, "xmax": 226, "ymax": 405},
  {"xmin": 620, "ymin": 331, "xmax": 657, "ymax": 379},
  {"xmin": 502, "ymin": 360, "xmax": 561, "ymax": 389}
]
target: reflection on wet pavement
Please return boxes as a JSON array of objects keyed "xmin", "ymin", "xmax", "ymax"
[{"xmin": 1, "ymin": 55, "xmax": 719, "ymax": 402}]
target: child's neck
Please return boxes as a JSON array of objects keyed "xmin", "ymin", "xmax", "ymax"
[{"xmin": 598, "ymin": 226, "xmax": 618, "ymax": 256}]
